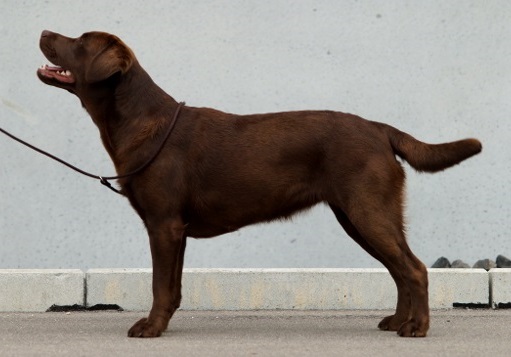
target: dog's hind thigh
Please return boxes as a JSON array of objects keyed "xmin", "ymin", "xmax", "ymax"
[
  {"xmin": 328, "ymin": 162, "xmax": 429, "ymax": 337},
  {"xmin": 329, "ymin": 204, "xmax": 412, "ymax": 332}
]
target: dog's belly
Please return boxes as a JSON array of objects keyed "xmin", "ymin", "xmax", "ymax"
[
  {"xmin": 184, "ymin": 191, "xmax": 320, "ymax": 238},
  {"xmin": 185, "ymin": 221, "xmax": 239, "ymax": 238}
]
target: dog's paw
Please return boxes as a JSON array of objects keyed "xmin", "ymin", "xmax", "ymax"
[
  {"xmin": 397, "ymin": 319, "xmax": 428, "ymax": 337},
  {"xmin": 378, "ymin": 314, "xmax": 407, "ymax": 331},
  {"xmin": 127, "ymin": 317, "xmax": 165, "ymax": 338}
]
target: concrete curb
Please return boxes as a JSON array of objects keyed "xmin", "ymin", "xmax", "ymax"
[
  {"xmin": 0, "ymin": 268, "xmax": 503, "ymax": 312},
  {"xmin": 490, "ymin": 268, "xmax": 511, "ymax": 308},
  {"xmin": 86, "ymin": 268, "xmax": 490, "ymax": 311},
  {"xmin": 0, "ymin": 269, "xmax": 84, "ymax": 312},
  {"xmin": 429, "ymin": 268, "xmax": 489, "ymax": 308},
  {"xmin": 86, "ymin": 269, "xmax": 151, "ymax": 311}
]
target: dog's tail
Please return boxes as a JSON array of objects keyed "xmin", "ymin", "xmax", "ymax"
[{"xmin": 383, "ymin": 124, "xmax": 482, "ymax": 173}]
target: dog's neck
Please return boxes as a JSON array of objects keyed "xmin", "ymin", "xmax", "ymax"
[{"xmin": 81, "ymin": 61, "xmax": 179, "ymax": 174}]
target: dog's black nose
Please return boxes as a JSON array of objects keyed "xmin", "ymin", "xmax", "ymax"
[{"xmin": 41, "ymin": 30, "xmax": 52, "ymax": 38}]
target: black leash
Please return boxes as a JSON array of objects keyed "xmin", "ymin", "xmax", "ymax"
[{"xmin": 1, "ymin": 102, "xmax": 185, "ymax": 195}]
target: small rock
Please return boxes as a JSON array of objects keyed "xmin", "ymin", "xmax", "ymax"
[
  {"xmin": 451, "ymin": 259, "xmax": 470, "ymax": 268},
  {"xmin": 472, "ymin": 259, "xmax": 496, "ymax": 271},
  {"xmin": 431, "ymin": 257, "xmax": 451, "ymax": 268},
  {"xmin": 496, "ymin": 255, "xmax": 511, "ymax": 268}
]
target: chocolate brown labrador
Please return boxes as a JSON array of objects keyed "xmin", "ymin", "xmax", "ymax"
[{"xmin": 37, "ymin": 30, "xmax": 482, "ymax": 338}]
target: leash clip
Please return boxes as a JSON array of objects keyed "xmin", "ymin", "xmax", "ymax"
[{"xmin": 99, "ymin": 176, "xmax": 123, "ymax": 195}]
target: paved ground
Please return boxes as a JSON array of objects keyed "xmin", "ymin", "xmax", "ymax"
[{"xmin": 1, "ymin": 309, "xmax": 510, "ymax": 356}]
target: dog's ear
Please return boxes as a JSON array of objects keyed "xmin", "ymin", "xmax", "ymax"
[{"xmin": 85, "ymin": 40, "xmax": 134, "ymax": 83}]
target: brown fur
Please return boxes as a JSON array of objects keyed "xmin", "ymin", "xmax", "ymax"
[{"xmin": 37, "ymin": 30, "xmax": 482, "ymax": 338}]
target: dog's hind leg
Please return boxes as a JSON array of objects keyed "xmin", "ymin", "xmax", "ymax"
[
  {"xmin": 128, "ymin": 216, "xmax": 187, "ymax": 338},
  {"xmin": 328, "ymin": 158, "xmax": 429, "ymax": 337},
  {"xmin": 329, "ymin": 204, "xmax": 412, "ymax": 332},
  {"xmin": 331, "ymin": 192, "xmax": 429, "ymax": 337}
]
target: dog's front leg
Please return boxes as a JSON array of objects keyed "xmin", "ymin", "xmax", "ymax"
[{"xmin": 128, "ymin": 217, "xmax": 187, "ymax": 338}]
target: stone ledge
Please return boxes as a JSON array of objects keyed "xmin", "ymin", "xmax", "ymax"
[
  {"xmin": 490, "ymin": 268, "xmax": 511, "ymax": 308},
  {"xmin": 86, "ymin": 268, "xmax": 489, "ymax": 311},
  {"xmin": 0, "ymin": 269, "xmax": 84, "ymax": 312},
  {"xmin": 428, "ymin": 268, "xmax": 489, "ymax": 308},
  {"xmin": 0, "ymin": 268, "xmax": 492, "ymax": 312}
]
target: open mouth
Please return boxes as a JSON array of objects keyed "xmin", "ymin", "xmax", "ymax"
[{"xmin": 38, "ymin": 64, "xmax": 75, "ymax": 84}]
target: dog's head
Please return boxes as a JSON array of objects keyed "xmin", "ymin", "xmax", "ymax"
[{"xmin": 37, "ymin": 30, "xmax": 135, "ymax": 94}]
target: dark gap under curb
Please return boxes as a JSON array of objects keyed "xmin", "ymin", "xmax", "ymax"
[
  {"xmin": 496, "ymin": 303, "xmax": 511, "ymax": 309},
  {"xmin": 46, "ymin": 304, "xmax": 123, "ymax": 312},
  {"xmin": 452, "ymin": 303, "xmax": 491, "ymax": 309}
]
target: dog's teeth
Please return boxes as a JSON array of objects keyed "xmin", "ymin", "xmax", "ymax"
[{"xmin": 65, "ymin": 70, "xmax": 71, "ymax": 76}]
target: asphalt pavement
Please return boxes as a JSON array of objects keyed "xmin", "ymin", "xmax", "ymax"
[{"xmin": 1, "ymin": 309, "xmax": 510, "ymax": 356}]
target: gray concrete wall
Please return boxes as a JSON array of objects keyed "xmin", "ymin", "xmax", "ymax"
[{"xmin": 0, "ymin": 1, "xmax": 508, "ymax": 270}]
